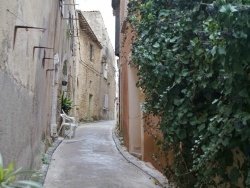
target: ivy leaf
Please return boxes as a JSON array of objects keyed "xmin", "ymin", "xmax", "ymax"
[
  {"xmin": 219, "ymin": 5, "xmax": 228, "ymax": 13},
  {"xmin": 220, "ymin": 5, "xmax": 238, "ymax": 14},
  {"xmin": 208, "ymin": 126, "xmax": 218, "ymax": 134},
  {"xmin": 222, "ymin": 138, "xmax": 229, "ymax": 146},
  {"xmin": 196, "ymin": 49, "xmax": 203, "ymax": 56},
  {"xmin": 159, "ymin": 10, "xmax": 169, "ymax": 18},
  {"xmin": 170, "ymin": 36, "xmax": 180, "ymax": 43},
  {"xmin": 181, "ymin": 89, "xmax": 187, "ymax": 94},
  {"xmin": 211, "ymin": 46, "xmax": 217, "ymax": 56},
  {"xmin": 190, "ymin": 37, "xmax": 198, "ymax": 46},
  {"xmin": 239, "ymin": 89, "xmax": 249, "ymax": 98},
  {"xmin": 212, "ymin": 99, "xmax": 219, "ymax": 104},
  {"xmin": 198, "ymin": 124, "xmax": 205, "ymax": 132},
  {"xmin": 182, "ymin": 71, "xmax": 189, "ymax": 77},
  {"xmin": 177, "ymin": 129, "xmax": 187, "ymax": 140},
  {"xmin": 153, "ymin": 42, "xmax": 160, "ymax": 48},
  {"xmin": 218, "ymin": 47, "xmax": 226, "ymax": 55},
  {"xmin": 174, "ymin": 99, "xmax": 184, "ymax": 106},
  {"xmin": 209, "ymin": 34, "xmax": 215, "ymax": 40},
  {"xmin": 211, "ymin": 81, "xmax": 219, "ymax": 89}
]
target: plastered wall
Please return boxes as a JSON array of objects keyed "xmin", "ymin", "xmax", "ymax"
[
  {"xmin": 0, "ymin": 0, "xmax": 76, "ymax": 170},
  {"xmin": 115, "ymin": 0, "xmax": 168, "ymax": 172}
]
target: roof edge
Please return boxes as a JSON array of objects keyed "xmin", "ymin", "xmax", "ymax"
[{"xmin": 77, "ymin": 10, "xmax": 103, "ymax": 49}]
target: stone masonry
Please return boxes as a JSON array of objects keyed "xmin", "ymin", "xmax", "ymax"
[{"xmin": 74, "ymin": 11, "xmax": 116, "ymax": 121}]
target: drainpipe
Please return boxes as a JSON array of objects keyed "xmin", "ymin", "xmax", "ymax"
[
  {"xmin": 118, "ymin": 60, "xmax": 122, "ymax": 133},
  {"xmin": 51, "ymin": 53, "xmax": 60, "ymax": 137}
]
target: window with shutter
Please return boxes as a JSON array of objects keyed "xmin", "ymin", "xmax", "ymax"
[
  {"xmin": 103, "ymin": 63, "xmax": 108, "ymax": 79},
  {"xmin": 90, "ymin": 44, "xmax": 93, "ymax": 62},
  {"xmin": 103, "ymin": 94, "xmax": 108, "ymax": 109}
]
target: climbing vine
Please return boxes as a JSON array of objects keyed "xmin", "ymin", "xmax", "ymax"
[{"xmin": 127, "ymin": 0, "xmax": 250, "ymax": 187}]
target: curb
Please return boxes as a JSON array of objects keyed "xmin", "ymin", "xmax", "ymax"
[
  {"xmin": 39, "ymin": 137, "xmax": 64, "ymax": 185},
  {"xmin": 39, "ymin": 123, "xmax": 82, "ymax": 184},
  {"xmin": 39, "ymin": 121, "xmax": 99, "ymax": 185},
  {"xmin": 112, "ymin": 128, "xmax": 173, "ymax": 188}
]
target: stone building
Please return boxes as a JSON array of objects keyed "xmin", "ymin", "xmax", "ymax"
[
  {"xmin": 74, "ymin": 10, "xmax": 116, "ymax": 121},
  {"xmin": 112, "ymin": 0, "xmax": 168, "ymax": 173},
  {"xmin": 0, "ymin": 0, "xmax": 77, "ymax": 170}
]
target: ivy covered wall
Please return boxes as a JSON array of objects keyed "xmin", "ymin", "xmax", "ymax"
[{"xmin": 127, "ymin": 0, "xmax": 250, "ymax": 187}]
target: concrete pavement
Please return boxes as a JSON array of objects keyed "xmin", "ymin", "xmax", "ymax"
[{"xmin": 44, "ymin": 121, "xmax": 166, "ymax": 188}]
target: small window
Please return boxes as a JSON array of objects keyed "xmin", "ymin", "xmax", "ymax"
[
  {"xmin": 90, "ymin": 44, "xmax": 93, "ymax": 62},
  {"xmin": 103, "ymin": 63, "xmax": 108, "ymax": 79},
  {"xmin": 103, "ymin": 94, "xmax": 108, "ymax": 109},
  {"xmin": 68, "ymin": 12, "xmax": 74, "ymax": 54}
]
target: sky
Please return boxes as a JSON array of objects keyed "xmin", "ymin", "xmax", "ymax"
[{"xmin": 75, "ymin": 0, "xmax": 116, "ymax": 48}]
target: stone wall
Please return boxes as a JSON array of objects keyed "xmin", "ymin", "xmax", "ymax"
[
  {"xmin": 74, "ymin": 21, "xmax": 102, "ymax": 121},
  {"xmin": 82, "ymin": 11, "xmax": 117, "ymax": 120},
  {"xmin": 74, "ymin": 11, "xmax": 116, "ymax": 121}
]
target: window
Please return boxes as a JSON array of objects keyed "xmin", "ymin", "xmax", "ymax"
[
  {"xmin": 90, "ymin": 44, "xmax": 93, "ymax": 62},
  {"xmin": 103, "ymin": 94, "xmax": 108, "ymax": 109},
  {"xmin": 103, "ymin": 63, "xmax": 108, "ymax": 79},
  {"xmin": 68, "ymin": 12, "xmax": 74, "ymax": 54}
]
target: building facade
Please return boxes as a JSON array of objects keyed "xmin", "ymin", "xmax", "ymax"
[
  {"xmin": 74, "ymin": 11, "xmax": 116, "ymax": 121},
  {"xmin": 0, "ymin": 0, "xmax": 77, "ymax": 169},
  {"xmin": 112, "ymin": 0, "xmax": 167, "ymax": 173}
]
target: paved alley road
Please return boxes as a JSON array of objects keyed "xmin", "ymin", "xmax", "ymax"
[{"xmin": 44, "ymin": 121, "xmax": 161, "ymax": 188}]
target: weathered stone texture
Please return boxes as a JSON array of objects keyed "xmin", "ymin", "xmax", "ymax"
[
  {"xmin": 83, "ymin": 11, "xmax": 117, "ymax": 120},
  {"xmin": 74, "ymin": 28, "xmax": 102, "ymax": 121},
  {"xmin": 74, "ymin": 11, "xmax": 116, "ymax": 121},
  {"xmin": 0, "ymin": 0, "xmax": 76, "ymax": 171}
]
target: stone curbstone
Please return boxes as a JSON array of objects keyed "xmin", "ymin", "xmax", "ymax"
[
  {"xmin": 39, "ymin": 137, "xmax": 64, "ymax": 185},
  {"xmin": 112, "ymin": 128, "xmax": 174, "ymax": 188}
]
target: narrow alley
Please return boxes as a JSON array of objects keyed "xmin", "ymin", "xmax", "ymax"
[{"xmin": 44, "ymin": 121, "xmax": 164, "ymax": 188}]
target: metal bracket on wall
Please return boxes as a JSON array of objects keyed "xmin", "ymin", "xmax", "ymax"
[
  {"xmin": 42, "ymin": 58, "xmax": 54, "ymax": 68},
  {"xmin": 62, "ymin": 4, "xmax": 79, "ymax": 5},
  {"xmin": 13, "ymin": 25, "xmax": 46, "ymax": 49},
  {"xmin": 33, "ymin": 46, "xmax": 53, "ymax": 60},
  {"xmin": 67, "ymin": 29, "xmax": 85, "ymax": 31},
  {"xmin": 62, "ymin": 18, "xmax": 79, "ymax": 20},
  {"xmin": 46, "ymin": 69, "xmax": 55, "ymax": 76}
]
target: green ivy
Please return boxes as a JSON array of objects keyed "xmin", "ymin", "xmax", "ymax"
[{"xmin": 127, "ymin": 0, "xmax": 250, "ymax": 187}]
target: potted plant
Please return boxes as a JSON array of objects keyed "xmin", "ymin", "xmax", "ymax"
[{"xmin": 61, "ymin": 92, "xmax": 72, "ymax": 114}]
